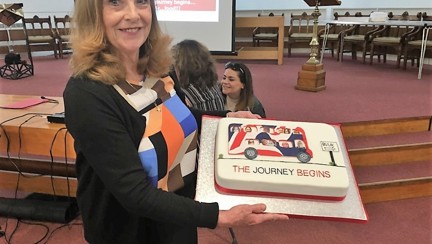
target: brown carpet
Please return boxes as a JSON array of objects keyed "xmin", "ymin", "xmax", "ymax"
[
  {"xmin": 0, "ymin": 54, "xmax": 431, "ymax": 244},
  {"xmin": 1, "ymin": 54, "xmax": 431, "ymax": 123},
  {"xmin": 198, "ymin": 196, "xmax": 432, "ymax": 244}
]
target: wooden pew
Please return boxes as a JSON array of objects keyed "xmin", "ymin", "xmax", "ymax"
[{"xmin": 213, "ymin": 16, "xmax": 285, "ymax": 65}]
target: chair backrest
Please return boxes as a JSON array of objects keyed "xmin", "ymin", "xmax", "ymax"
[
  {"xmin": 421, "ymin": 12, "xmax": 432, "ymax": 21},
  {"xmin": 403, "ymin": 12, "xmax": 432, "ymax": 43},
  {"xmin": 334, "ymin": 11, "xmax": 370, "ymax": 21},
  {"xmin": 384, "ymin": 12, "xmax": 422, "ymax": 37},
  {"xmin": 257, "ymin": 12, "xmax": 284, "ymax": 17},
  {"xmin": 53, "ymin": 15, "xmax": 72, "ymax": 37},
  {"xmin": 289, "ymin": 12, "xmax": 314, "ymax": 34},
  {"xmin": 341, "ymin": 12, "xmax": 380, "ymax": 37},
  {"xmin": 23, "ymin": 15, "xmax": 54, "ymax": 37},
  {"xmin": 334, "ymin": 11, "xmax": 351, "ymax": 20},
  {"xmin": 331, "ymin": 12, "xmax": 371, "ymax": 34},
  {"xmin": 387, "ymin": 11, "xmax": 421, "ymax": 21},
  {"xmin": 256, "ymin": 12, "xmax": 284, "ymax": 34}
]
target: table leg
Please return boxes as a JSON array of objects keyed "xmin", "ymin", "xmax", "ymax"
[
  {"xmin": 418, "ymin": 26, "xmax": 430, "ymax": 80},
  {"xmin": 320, "ymin": 23, "xmax": 330, "ymax": 64}
]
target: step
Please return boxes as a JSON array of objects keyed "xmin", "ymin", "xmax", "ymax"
[
  {"xmin": 0, "ymin": 157, "xmax": 75, "ymax": 177},
  {"xmin": 359, "ymin": 177, "xmax": 432, "ymax": 204},
  {"xmin": 353, "ymin": 160, "xmax": 432, "ymax": 184},
  {"xmin": 345, "ymin": 131, "xmax": 432, "ymax": 149},
  {"xmin": 345, "ymin": 131, "xmax": 432, "ymax": 166},
  {"xmin": 342, "ymin": 117, "xmax": 432, "ymax": 203},
  {"xmin": 341, "ymin": 116, "xmax": 431, "ymax": 137},
  {"xmin": 353, "ymin": 160, "xmax": 432, "ymax": 204}
]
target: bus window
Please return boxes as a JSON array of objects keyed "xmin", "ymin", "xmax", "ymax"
[
  {"xmin": 279, "ymin": 140, "xmax": 292, "ymax": 148},
  {"xmin": 243, "ymin": 126, "xmax": 254, "ymax": 133},
  {"xmin": 247, "ymin": 139, "xmax": 259, "ymax": 145},
  {"xmin": 295, "ymin": 140, "xmax": 306, "ymax": 148},
  {"xmin": 261, "ymin": 139, "xmax": 277, "ymax": 146},
  {"xmin": 230, "ymin": 126, "xmax": 240, "ymax": 133}
]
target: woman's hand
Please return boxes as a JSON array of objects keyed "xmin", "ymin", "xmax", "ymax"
[
  {"xmin": 217, "ymin": 203, "xmax": 289, "ymax": 227},
  {"xmin": 226, "ymin": 111, "xmax": 261, "ymax": 119}
]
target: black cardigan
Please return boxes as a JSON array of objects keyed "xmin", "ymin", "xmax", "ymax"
[{"xmin": 64, "ymin": 76, "xmax": 226, "ymax": 243}]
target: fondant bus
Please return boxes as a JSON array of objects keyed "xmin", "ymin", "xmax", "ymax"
[{"xmin": 227, "ymin": 123, "xmax": 313, "ymax": 163}]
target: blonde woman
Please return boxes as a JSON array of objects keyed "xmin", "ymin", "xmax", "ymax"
[{"xmin": 63, "ymin": 1, "xmax": 286, "ymax": 243}]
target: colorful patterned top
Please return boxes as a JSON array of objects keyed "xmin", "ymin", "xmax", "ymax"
[{"xmin": 114, "ymin": 76, "xmax": 198, "ymax": 191}]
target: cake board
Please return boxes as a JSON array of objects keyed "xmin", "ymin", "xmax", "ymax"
[{"xmin": 195, "ymin": 116, "xmax": 368, "ymax": 223}]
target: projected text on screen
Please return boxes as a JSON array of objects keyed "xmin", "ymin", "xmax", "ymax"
[{"xmin": 155, "ymin": 0, "xmax": 219, "ymax": 22}]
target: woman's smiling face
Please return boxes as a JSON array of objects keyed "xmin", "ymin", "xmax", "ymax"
[
  {"xmin": 221, "ymin": 68, "xmax": 244, "ymax": 99},
  {"xmin": 103, "ymin": 0, "xmax": 152, "ymax": 56}
]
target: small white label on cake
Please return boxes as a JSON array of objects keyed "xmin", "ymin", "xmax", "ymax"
[{"xmin": 320, "ymin": 141, "xmax": 339, "ymax": 152}]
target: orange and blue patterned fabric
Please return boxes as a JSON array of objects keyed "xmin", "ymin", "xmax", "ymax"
[{"xmin": 116, "ymin": 76, "xmax": 198, "ymax": 192}]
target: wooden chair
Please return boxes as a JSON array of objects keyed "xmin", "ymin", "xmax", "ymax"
[
  {"xmin": 252, "ymin": 13, "xmax": 284, "ymax": 47},
  {"xmin": 53, "ymin": 15, "xmax": 72, "ymax": 58},
  {"xmin": 369, "ymin": 12, "xmax": 422, "ymax": 66},
  {"xmin": 287, "ymin": 12, "xmax": 315, "ymax": 56},
  {"xmin": 22, "ymin": 15, "xmax": 59, "ymax": 59},
  {"xmin": 338, "ymin": 14, "xmax": 382, "ymax": 63},
  {"xmin": 319, "ymin": 12, "xmax": 367, "ymax": 61},
  {"xmin": 400, "ymin": 12, "xmax": 432, "ymax": 69}
]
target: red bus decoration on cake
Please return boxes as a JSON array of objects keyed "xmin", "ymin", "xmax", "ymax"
[{"xmin": 228, "ymin": 123, "xmax": 313, "ymax": 163}]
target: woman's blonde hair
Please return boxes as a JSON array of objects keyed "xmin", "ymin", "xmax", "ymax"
[{"xmin": 70, "ymin": 0, "xmax": 173, "ymax": 85}]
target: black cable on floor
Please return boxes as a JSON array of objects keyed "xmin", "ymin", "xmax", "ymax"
[{"xmin": 229, "ymin": 227, "xmax": 238, "ymax": 244}]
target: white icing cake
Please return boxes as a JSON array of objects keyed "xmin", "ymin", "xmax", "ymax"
[{"xmin": 215, "ymin": 118, "xmax": 350, "ymax": 201}]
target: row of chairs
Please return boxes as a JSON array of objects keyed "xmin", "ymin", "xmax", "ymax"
[
  {"xmin": 320, "ymin": 11, "xmax": 431, "ymax": 69},
  {"xmin": 23, "ymin": 15, "xmax": 71, "ymax": 59},
  {"xmin": 251, "ymin": 11, "xmax": 431, "ymax": 69}
]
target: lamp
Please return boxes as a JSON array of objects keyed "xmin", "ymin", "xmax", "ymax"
[{"xmin": 0, "ymin": 3, "xmax": 33, "ymax": 79}]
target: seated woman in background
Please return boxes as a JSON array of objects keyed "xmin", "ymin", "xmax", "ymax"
[
  {"xmin": 221, "ymin": 62, "xmax": 266, "ymax": 118},
  {"xmin": 171, "ymin": 39, "xmax": 224, "ymax": 111}
]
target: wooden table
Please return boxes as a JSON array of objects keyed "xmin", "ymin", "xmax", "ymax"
[{"xmin": 0, "ymin": 94, "xmax": 77, "ymax": 197}]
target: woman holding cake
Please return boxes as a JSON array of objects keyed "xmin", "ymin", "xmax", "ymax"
[
  {"xmin": 63, "ymin": 0, "xmax": 287, "ymax": 243},
  {"xmin": 221, "ymin": 62, "xmax": 267, "ymax": 118}
]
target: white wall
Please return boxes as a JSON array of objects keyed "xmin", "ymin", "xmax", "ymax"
[
  {"xmin": 236, "ymin": 0, "xmax": 432, "ymax": 11},
  {"xmin": 6, "ymin": 1, "xmax": 432, "ymax": 28},
  {"xmin": 13, "ymin": 0, "xmax": 432, "ymax": 17}
]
